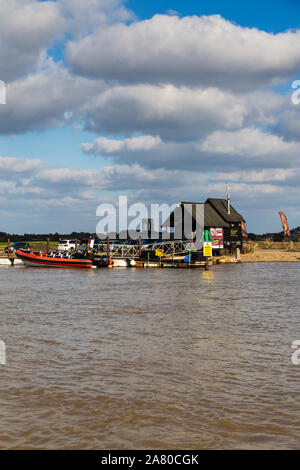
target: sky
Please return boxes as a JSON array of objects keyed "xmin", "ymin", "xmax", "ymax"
[{"xmin": 1, "ymin": 0, "xmax": 300, "ymax": 234}]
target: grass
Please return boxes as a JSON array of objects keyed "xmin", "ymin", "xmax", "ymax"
[{"xmin": 0, "ymin": 241, "xmax": 58, "ymax": 247}]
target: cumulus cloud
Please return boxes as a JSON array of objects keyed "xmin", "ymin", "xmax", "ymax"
[
  {"xmin": 0, "ymin": 156, "xmax": 43, "ymax": 177},
  {"xmin": 0, "ymin": 4, "xmax": 299, "ymax": 233},
  {"xmin": 275, "ymin": 100, "xmax": 300, "ymax": 142},
  {"xmin": 82, "ymin": 136, "xmax": 197, "ymax": 169},
  {"xmin": 82, "ymin": 84, "xmax": 250, "ymax": 140},
  {"xmin": 1, "ymin": 154, "xmax": 300, "ymax": 233},
  {"xmin": 81, "ymin": 128, "xmax": 300, "ymax": 171},
  {"xmin": 66, "ymin": 14, "xmax": 300, "ymax": 91},
  {"xmin": 80, "ymin": 83, "xmax": 288, "ymax": 141},
  {"xmin": 37, "ymin": 164, "xmax": 196, "ymax": 192},
  {"xmin": 0, "ymin": 59, "xmax": 106, "ymax": 134},
  {"xmin": 0, "ymin": 0, "xmax": 135, "ymax": 83},
  {"xmin": 198, "ymin": 128, "xmax": 300, "ymax": 168},
  {"xmin": 0, "ymin": 69, "xmax": 286, "ymax": 140},
  {"xmin": 8, "ymin": 157, "xmax": 299, "ymax": 202},
  {"xmin": 58, "ymin": 0, "xmax": 134, "ymax": 37},
  {"xmin": 0, "ymin": 8, "xmax": 289, "ymax": 144},
  {"xmin": 82, "ymin": 135, "xmax": 162, "ymax": 154},
  {"xmin": 0, "ymin": 0, "xmax": 65, "ymax": 82},
  {"xmin": 211, "ymin": 168, "xmax": 295, "ymax": 184}
]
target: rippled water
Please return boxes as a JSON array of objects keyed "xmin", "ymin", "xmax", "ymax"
[{"xmin": 0, "ymin": 263, "xmax": 300, "ymax": 449}]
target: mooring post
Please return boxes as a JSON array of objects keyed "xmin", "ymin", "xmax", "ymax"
[
  {"xmin": 7, "ymin": 238, "xmax": 10, "ymax": 258},
  {"xmin": 205, "ymin": 256, "xmax": 209, "ymax": 271},
  {"xmin": 75, "ymin": 238, "xmax": 77, "ymax": 251},
  {"xmin": 139, "ymin": 237, "xmax": 142, "ymax": 258},
  {"xmin": 47, "ymin": 237, "xmax": 50, "ymax": 254},
  {"xmin": 107, "ymin": 236, "xmax": 110, "ymax": 261}
]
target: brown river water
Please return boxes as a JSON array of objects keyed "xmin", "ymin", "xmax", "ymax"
[{"xmin": 0, "ymin": 263, "xmax": 300, "ymax": 449}]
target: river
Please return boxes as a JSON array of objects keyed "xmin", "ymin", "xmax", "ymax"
[{"xmin": 0, "ymin": 263, "xmax": 299, "ymax": 449}]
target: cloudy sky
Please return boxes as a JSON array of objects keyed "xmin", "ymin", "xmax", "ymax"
[{"xmin": 1, "ymin": 0, "xmax": 300, "ymax": 234}]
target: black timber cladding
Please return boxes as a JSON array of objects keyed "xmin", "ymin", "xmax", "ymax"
[{"xmin": 162, "ymin": 199, "xmax": 244, "ymax": 250}]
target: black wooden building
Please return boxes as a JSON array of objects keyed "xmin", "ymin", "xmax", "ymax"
[{"xmin": 163, "ymin": 198, "xmax": 245, "ymax": 253}]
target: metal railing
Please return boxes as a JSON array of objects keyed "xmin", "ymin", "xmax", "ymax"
[{"xmin": 93, "ymin": 240, "xmax": 190, "ymax": 258}]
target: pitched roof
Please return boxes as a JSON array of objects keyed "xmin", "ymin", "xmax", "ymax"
[
  {"xmin": 206, "ymin": 198, "xmax": 244, "ymax": 223},
  {"xmin": 162, "ymin": 202, "xmax": 230, "ymax": 228},
  {"xmin": 204, "ymin": 203, "xmax": 229, "ymax": 227}
]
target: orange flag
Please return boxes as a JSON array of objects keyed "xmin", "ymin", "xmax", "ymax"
[
  {"xmin": 278, "ymin": 212, "xmax": 290, "ymax": 237},
  {"xmin": 241, "ymin": 221, "xmax": 248, "ymax": 239}
]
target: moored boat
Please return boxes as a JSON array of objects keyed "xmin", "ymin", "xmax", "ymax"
[{"xmin": 15, "ymin": 250, "xmax": 93, "ymax": 268}]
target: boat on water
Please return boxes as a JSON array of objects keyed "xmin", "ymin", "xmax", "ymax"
[{"xmin": 15, "ymin": 250, "xmax": 94, "ymax": 268}]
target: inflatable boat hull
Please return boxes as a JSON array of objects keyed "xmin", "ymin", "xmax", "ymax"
[{"xmin": 16, "ymin": 250, "xmax": 93, "ymax": 268}]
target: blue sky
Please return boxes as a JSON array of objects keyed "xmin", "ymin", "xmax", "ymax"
[
  {"xmin": 1, "ymin": 0, "xmax": 300, "ymax": 234},
  {"xmin": 128, "ymin": 0, "xmax": 300, "ymax": 32}
]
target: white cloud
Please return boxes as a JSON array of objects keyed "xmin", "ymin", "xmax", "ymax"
[
  {"xmin": 0, "ymin": 5, "xmax": 299, "ymax": 233},
  {"xmin": 0, "ymin": 0, "xmax": 65, "ymax": 81},
  {"xmin": 0, "ymin": 59, "xmax": 106, "ymax": 134},
  {"xmin": 82, "ymin": 135, "xmax": 162, "ymax": 154},
  {"xmin": 0, "ymin": 155, "xmax": 43, "ymax": 178},
  {"xmin": 59, "ymin": 0, "xmax": 135, "ymax": 37},
  {"xmin": 66, "ymin": 14, "xmax": 300, "ymax": 90},
  {"xmin": 0, "ymin": 154, "xmax": 300, "ymax": 233},
  {"xmin": 81, "ymin": 128, "xmax": 300, "ymax": 171},
  {"xmin": 82, "ymin": 84, "xmax": 249, "ymax": 139},
  {"xmin": 0, "ymin": 0, "xmax": 135, "ymax": 83},
  {"xmin": 211, "ymin": 168, "xmax": 295, "ymax": 183},
  {"xmin": 198, "ymin": 128, "xmax": 300, "ymax": 167}
]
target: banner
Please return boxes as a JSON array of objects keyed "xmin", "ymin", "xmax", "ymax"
[
  {"xmin": 278, "ymin": 212, "xmax": 290, "ymax": 237},
  {"xmin": 241, "ymin": 221, "xmax": 248, "ymax": 239}
]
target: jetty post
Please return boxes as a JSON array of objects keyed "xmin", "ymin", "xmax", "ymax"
[
  {"xmin": 75, "ymin": 238, "xmax": 78, "ymax": 251},
  {"xmin": 106, "ymin": 236, "xmax": 110, "ymax": 261},
  {"xmin": 46, "ymin": 237, "xmax": 50, "ymax": 254},
  {"xmin": 7, "ymin": 239, "xmax": 10, "ymax": 258},
  {"xmin": 139, "ymin": 237, "xmax": 142, "ymax": 258}
]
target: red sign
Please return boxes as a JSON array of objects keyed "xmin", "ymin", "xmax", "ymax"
[{"xmin": 209, "ymin": 228, "xmax": 224, "ymax": 249}]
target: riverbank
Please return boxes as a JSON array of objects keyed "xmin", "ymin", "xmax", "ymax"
[
  {"xmin": 1, "ymin": 241, "xmax": 300, "ymax": 265},
  {"xmin": 240, "ymin": 240, "xmax": 300, "ymax": 263},
  {"xmin": 241, "ymin": 249, "xmax": 300, "ymax": 263}
]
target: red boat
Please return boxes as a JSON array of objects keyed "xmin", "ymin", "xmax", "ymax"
[{"xmin": 15, "ymin": 250, "xmax": 93, "ymax": 268}]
